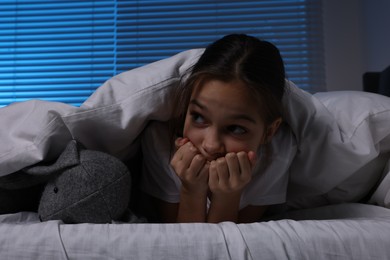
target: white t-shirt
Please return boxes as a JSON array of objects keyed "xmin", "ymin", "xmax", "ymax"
[{"xmin": 140, "ymin": 121, "xmax": 297, "ymax": 210}]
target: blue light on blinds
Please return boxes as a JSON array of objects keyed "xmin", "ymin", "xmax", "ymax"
[
  {"xmin": 0, "ymin": 0, "xmax": 116, "ymax": 106},
  {"xmin": 0, "ymin": 0, "xmax": 325, "ymax": 107}
]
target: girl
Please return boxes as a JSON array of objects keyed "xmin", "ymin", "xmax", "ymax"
[{"xmin": 141, "ymin": 34, "xmax": 296, "ymax": 223}]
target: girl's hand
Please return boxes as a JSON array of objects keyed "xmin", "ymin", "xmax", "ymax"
[
  {"xmin": 208, "ymin": 151, "xmax": 256, "ymax": 195},
  {"xmin": 170, "ymin": 138, "xmax": 209, "ymax": 195},
  {"xmin": 206, "ymin": 151, "xmax": 256, "ymax": 223}
]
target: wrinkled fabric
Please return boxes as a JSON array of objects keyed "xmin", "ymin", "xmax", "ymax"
[
  {"xmin": 0, "ymin": 48, "xmax": 390, "ymax": 208},
  {"xmin": 0, "ymin": 49, "xmax": 203, "ymax": 176},
  {"xmin": 1, "ymin": 204, "xmax": 390, "ymax": 259}
]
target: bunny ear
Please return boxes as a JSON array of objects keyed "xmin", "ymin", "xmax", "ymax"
[{"xmin": 23, "ymin": 139, "xmax": 80, "ymax": 177}]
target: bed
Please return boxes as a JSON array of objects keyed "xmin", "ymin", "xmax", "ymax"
[{"xmin": 1, "ymin": 49, "xmax": 390, "ymax": 259}]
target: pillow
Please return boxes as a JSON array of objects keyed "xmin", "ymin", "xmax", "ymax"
[{"xmin": 285, "ymin": 89, "xmax": 390, "ymax": 208}]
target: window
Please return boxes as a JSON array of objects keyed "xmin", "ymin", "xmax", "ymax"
[{"xmin": 0, "ymin": 0, "xmax": 325, "ymax": 107}]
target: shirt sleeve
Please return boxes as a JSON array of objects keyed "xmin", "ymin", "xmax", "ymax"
[
  {"xmin": 140, "ymin": 121, "xmax": 181, "ymax": 203},
  {"xmin": 240, "ymin": 124, "xmax": 296, "ymax": 209}
]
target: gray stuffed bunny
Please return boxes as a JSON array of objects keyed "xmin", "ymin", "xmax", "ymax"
[{"xmin": 0, "ymin": 140, "xmax": 132, "ymax": 224}]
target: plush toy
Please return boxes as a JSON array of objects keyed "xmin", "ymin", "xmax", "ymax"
[{"xmin": 0, "ymin": 140, "xmax": 132, "ymax": 224}]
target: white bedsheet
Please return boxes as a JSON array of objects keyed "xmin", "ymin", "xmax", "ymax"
[{"xmin": 1, "ymin": 203, "xmax": 390, "ymax": 260}]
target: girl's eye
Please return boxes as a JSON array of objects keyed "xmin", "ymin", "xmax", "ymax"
[
  {"xmin": 191, "ymin": 112, "xmax": 206, "ymax": 124},
  {"xmin": 227, "ymin": 125, "xmax": 247, "ymax": 135}
]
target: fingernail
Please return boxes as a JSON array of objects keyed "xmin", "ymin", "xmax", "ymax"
[
  {"xmin": 188, "ymin": 143, "xmax": 197, "ymax": 151},
  {"xmin": 176, "ymin": 137, "xmax": 189, "ymax": 147}
]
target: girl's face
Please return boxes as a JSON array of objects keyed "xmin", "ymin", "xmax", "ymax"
[{"xmin": 183, "ymin": 79, "xmax": 270, "ymax": 161}]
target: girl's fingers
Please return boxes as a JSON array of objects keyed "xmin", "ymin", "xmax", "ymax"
[
  {"xmin": 225, "ymin": 151, "xmax": 255, "ymax": 176},
  {"xmin": 247, "ymin": 151, "xmax": 257, "ymax": 168},
  {"xmin": 215, "ymin": 157, "xmax": 229, "ymax": 186},
  {"xmin": 180, "ymin": 142, "xmax": 199, "ymax": 162},
  {"xmin": 175, "ymin": 137, "xmax": 189, "ymax": 149},
  {"xmin": 188, "ymin": 154, "xmax": 207, "ymax": 177},
  {"xmin": 236, "ymin": 151, "xmax": 252, "ymax": 180},
  {"xmin": 209, "ymin": 152, "xmax": 255, "ymax": 193},
  {"xmin": 225, "ymin": 152, "xmax": 240, "ymax": 176},
  {"xmin": 171, "ymin": 141, "xmax": 198, "ymax": 173},
  {"xmin": 209, "ymin": 160, "xmax": 219, "ymax": 188},
  {"xmin": 199, "ymin": 161, "xmax": 210, "ymax": 180},
  {"xmin": 209, "ymin": 157, "xmax": 229, "ymax": 191},
  {"xmin": 226, "ymin": 152, "xmax": 251, "ymax": 187}
]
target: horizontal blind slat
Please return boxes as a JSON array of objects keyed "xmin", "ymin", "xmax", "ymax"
[{"xmin": 0, "ymin": 0, "xmax": 325, "ymax": 107}]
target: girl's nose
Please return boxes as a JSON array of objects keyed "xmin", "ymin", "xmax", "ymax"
[{"xmin": 202, "ymin": 128, "xmax": 225, "ymax": 159}]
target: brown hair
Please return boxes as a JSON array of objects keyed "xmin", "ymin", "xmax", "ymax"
[{"xmin": 169, "ymin": 34, "xmax": 286, "ymax": 151}]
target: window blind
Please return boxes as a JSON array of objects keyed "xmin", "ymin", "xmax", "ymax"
[
  {"xmin": 0, "ymin": 0, "xmax": 325, "ymax": 107},
  {"xmin": 0, "ymin": 0, "xmax": 116, "ymax": 106}
]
